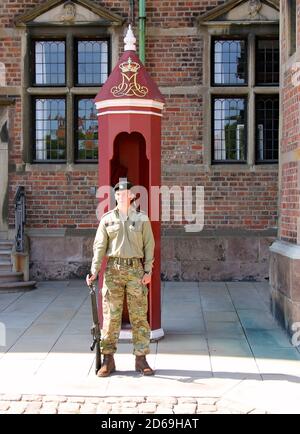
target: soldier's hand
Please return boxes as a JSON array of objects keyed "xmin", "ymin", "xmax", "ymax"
[
  {"xmin": 141, "ymin": 273, "xmax": 152, "ymax": 285},
  {"xmin": 86, "ymin": 273, "xmax": 97, "ymax": 286}
]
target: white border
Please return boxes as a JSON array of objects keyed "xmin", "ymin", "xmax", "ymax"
[
  {"xmin": 95, "ymin": 98, "xmax": 165, "ymax": 110},
  {"xmin": 97, "ymin": 110, "xmax": 162, "ymax": 117}
]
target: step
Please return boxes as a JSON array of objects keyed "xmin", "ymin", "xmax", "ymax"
[
  {"xmin": 0, "ymin": 250, "xmax": 12, "ymax": 255},
  {"xmin": 0, "ymin": 280, "xmax": 37, "ymax": 292},
  {"xmin": 0, "ymin": 252, "xmax": 11, "ymax": 261},
  {"xmin": 0, "ymin": 262, "xmax": 12, "ymax": 271},
  {"xmin": 0, "ymin": 241, "xmax": 14, "ymax": 248},
  {"xmin": 0, "ymin": 271, "xmax": 23, "ymax": 283}
]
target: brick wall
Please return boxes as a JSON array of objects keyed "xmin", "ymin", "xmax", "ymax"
[
  {"xmin": 0, "ymin": 0, "xmax": 279, "ymax": 280},
  {"xmin": 279, "ymin": 0, "xmax": 300, "ymax": 244}
]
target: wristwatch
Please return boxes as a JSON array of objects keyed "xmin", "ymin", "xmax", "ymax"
[{"xmin": 144, "ymin": 271, "xmax": 152, "ymax": 276}]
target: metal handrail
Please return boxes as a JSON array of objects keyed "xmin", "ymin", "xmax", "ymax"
[{"xmin": 14, "ymin": 186, "xmax": 26, "ymax": 253}]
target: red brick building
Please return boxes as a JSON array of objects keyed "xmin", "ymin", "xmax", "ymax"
[
  {"xmin": 0, "ymin": 0, "xmax": 298, "ymax": 333},
  {"xmin": 270, "ymin": 0, "xmax": 300, "ymax": 336}
]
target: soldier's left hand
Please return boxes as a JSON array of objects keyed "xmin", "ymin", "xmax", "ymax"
[{"xmin": 141, "ymin": 273, "xmax": 152, "ymax": 285}]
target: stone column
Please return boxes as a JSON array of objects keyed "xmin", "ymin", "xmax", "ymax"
[
  {"xmin": 0, "ymin": 104, "xmax": 9, "ymax": 239},
  {"xmin": 269, "ymin": 0, "xmax": 300, "ymax": 336}
]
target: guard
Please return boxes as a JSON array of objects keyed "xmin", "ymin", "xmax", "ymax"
[{"xmin": 86, "ymin": 180, "xmax": 155, "ymax": 377}]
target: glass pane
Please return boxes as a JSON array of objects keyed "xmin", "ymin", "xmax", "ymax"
[
  {"xmin": 34, "ymin": 41, "xmax": 65, "ymax": 85},
  {"xmin": 77, "ymin": 40, "xmax": 108, "ymax": 85},
  {"xmin": 256, "ymin": 95, "xmax": 279, "ymax": 162},
  {"xmin": 34, "ymin": 98, "xmax": 66, "ymax": 161},
  {"xmin": 256, "ymin": 38, "xmax": 279, "ymax": 85},
  {"xmin": 213, "ymin": 40, "xmax": 247, "ymax": 85},
  {"xmin": 212, "ymin": 97, "xmax": 247, "ymax": 162},
  {"xmin": 75, "ymin": 98, "xmax": 98, "ymax": 161}
]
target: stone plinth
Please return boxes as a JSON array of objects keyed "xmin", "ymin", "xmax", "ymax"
[{"xmin": 269, "ymin": 240, "xmax": 300, "ymax": 336}]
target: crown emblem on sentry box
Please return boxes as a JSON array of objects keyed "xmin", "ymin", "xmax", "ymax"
[
  {"xmin": 111, "ymin": 56, "xmax": 148, "ymax": 97},
  {"xmin": 119, "ymin": 57, "xmax": 140, "ymax": 73}
]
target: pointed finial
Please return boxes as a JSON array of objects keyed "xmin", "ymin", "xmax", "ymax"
[{"xmin": 124, "ymin": 24, "xmax": 136, "ymax": 51}]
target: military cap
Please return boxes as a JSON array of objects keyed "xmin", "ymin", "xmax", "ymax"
[{"xmin": 113, "ymin": 180, "xmax": 134, "ymax": 192}]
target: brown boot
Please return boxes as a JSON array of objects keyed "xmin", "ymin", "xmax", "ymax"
[
  {"xmin": 135, "ymin": 355, "xmax": 154, "ymax": 376},
  {"xmin": 97, "ymin": 354, "xmax": 116, "ymax": 377}
]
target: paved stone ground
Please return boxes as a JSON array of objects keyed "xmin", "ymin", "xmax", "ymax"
[
  {"xmin": 0, "ymin": 280, "xmax": 300, "ymax": 414},
  {"xmin": 0, "ymin": 394, "xmax": 267, "ymax": 414}
]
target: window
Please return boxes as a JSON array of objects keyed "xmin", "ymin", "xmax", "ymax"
[
  {"xmin": 212, "ymin": 38, "xmax": 247, "ymax": 86},
  {"xmin": 34, "ymin": 98, "xmax": 66, "ymax": 161},
  {"xmin": 211, "ymin": 34, "xmax": 279, "ymax": 164},
  {"xmin": 288, "ymin": 0, "xmax": 297, "ymax": 56},
  {"xmin": 27, "ymin": 32, "xmax": 110, "ymax": 163},
  {"xmin": 75, "ymin": 97, "xmax": 98, "ymax": 162},
  {"xmin": 33, "ymin": 40, "xmax": 66, "ymax": 86},
  {"xmin": 255, "ymin": 95, "xmax": 279, "ymax": 163},
  {"xmin": 212, "ymin": 97, "xmax": 247, "ymax": 163},
  {"xmin": 76, "ymin": 39, "xmax": 108, "ymax": 86},
  {"xmin": 256, "ymin": 38, "xmax": 279, "ymax": 85}
]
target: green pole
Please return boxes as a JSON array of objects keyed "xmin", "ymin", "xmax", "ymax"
[{"xmin": 139, "ymin": 0, "xmax": 146, "ymax": 64}]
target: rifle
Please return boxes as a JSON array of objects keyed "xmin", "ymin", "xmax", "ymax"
[{"xmin": 87, "ymin": 274, "xmax": 101, "ymax": 375}]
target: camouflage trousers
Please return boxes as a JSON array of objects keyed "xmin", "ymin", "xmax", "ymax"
[{"xmin": 101, "ymin": 258, "xmax": 150, "ymax": 356}]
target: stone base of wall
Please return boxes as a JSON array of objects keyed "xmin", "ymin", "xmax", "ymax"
[
  {"xmin": 28, "ymin": 233, "xmax": 94, "ymax": 281},
  {"xmin": 161, "ymin": 234, "xmax": 275, "ymax": 281},
  {"xmin": 269, "ymin": 240, "xmax": 300, "ymax": 337},
  {"xmin": 27, "ymin": 230, "xmax": 275, "ymax": 282}
]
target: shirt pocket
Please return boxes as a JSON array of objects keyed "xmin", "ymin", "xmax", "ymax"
[
  {"xmin": 106, "ymin": 222, "xmax": 120, "ymax": 238},
  {"xmin": 128, "ymin": 221, "xmax": 143, "ymax": 245}
]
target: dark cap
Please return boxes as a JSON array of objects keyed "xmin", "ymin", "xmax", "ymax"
[{"xmin": 113, "ymin": 180, "xmax": 134, "ymax": 192}]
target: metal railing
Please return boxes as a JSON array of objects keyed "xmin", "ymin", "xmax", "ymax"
[{"xmin": 14, "ymin": 186, "xmax": 26, "ymax": 253}]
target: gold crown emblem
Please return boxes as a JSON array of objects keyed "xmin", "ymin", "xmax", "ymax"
[{"xmin": 119, "ymin": 57, "xmax": 140, "ymax": 74}]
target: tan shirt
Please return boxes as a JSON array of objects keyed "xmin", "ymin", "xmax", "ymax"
[{"xmin": 90, "ymin": 205, "xmax": 155, "ymax": 275}]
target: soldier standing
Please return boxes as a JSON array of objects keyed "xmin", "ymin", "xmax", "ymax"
[{"xmin": 86, "ymin": 180, "xmax": 155, "ymax": 377}]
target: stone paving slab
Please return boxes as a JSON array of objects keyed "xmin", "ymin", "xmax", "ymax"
[{"xmin": 0, "ymin": 280, "xmax": 299, "ymax": 414}]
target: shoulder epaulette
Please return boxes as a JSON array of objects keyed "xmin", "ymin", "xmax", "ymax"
[{"xmin": 100, "ymin": 209, "xmax": 115, "ymax": 220}]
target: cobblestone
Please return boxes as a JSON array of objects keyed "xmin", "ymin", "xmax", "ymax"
[
  {"xmin": 173, "ymin": 404, "xmax": 197, "ymax": 414},
  {"xmin": 43, "ymin": 395, "xmax": 67, "ymax": 403},
  {"xmin": 21, "ymin": 395, "xmax": 43, "ymax": 402},
  {"xmin": 58, "ymin": 402, "xmax": 80, "ymax": 414},
  {"xmin": 0, "ymin": 401, "xmax": 10, "ymax": 411},
  {"xmin": 155, "ymin": 406, "xmax": 174, "ymax": 414},
  {"xmin": 0, "ymin": 394, "xmax": 22, "ymax": 401},
  {"xmin": 138, "ymin": 403, "xmax": 158, "ymax": 414},
  {"xmin": 196, "ymin": 404, "xmax": 217, "ymax": 413},
  {"xmin": 146, "ymin": 397, "xmax": 178, "ymax": 405},
  {"xmin": 0, "ymin": 394, "xmax": 270, "ymax": 414}
]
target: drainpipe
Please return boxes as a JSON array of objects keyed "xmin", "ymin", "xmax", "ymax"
[
  {"xmin": 129, "ymin": 0, "xmax": 135, "ymax": 26},
  {"xmin": 139, "ymin": 0, "xmax": 146, "ymax": 64}
]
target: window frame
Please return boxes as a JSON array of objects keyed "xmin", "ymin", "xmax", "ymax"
[
  {"xmin": 255, "ymin": 36, "xmax": 280, "ymax": 87},
  {"xmin": 32, "ymin": 95, "xmax": 67, "ymax": 163},
  {"xmin": 74, "ymin": 95, "xmax": 99, "ymax": 163},
  {"xmin": 287, "ymin": 0, "xmax": 297, "ymax": 57},
  {"xmin": 30, "ymin": 38, "xmax": 67, "ymax": 88},
  {"xmin": 211, "ymin": 36, "xmax": 248, "ymax": 87},
  {"xmin": 74, "ymin": 37, "xmax": 110, "ymax": 88},
  {"xmin": 254, "ymin": 93, "xmax": 279, "ymax": 164},
  {"xmin": 208, "ymin": 28, "xmax": 279, "ymax": 166},
  {"xmin": 24, "ymin": 26, "xmax": 112, "ymax": 165},
  {"xmin": 211, "ymin": 95, "xmax": 248, "ymax": 165}
]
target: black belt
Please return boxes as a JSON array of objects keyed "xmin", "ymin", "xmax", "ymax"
[{"xmin": 109, "ymin": 257, "xmax": 142, "ymax": 266}]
